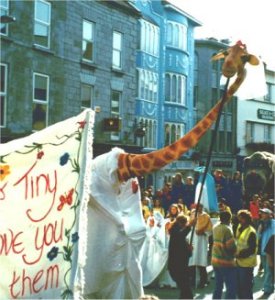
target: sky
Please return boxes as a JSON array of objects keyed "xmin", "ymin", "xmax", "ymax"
[{"xmin": 169, "ymin": 0, "xmax": 275, "ymax": 69}]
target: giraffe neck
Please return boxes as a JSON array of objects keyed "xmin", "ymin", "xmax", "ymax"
[{"xmin": 117, "ymin": 69, "xmax": 246, "ymax": 182}]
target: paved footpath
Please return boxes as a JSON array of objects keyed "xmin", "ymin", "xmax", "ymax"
[{"xmin": 144, "ymin": 263, "xmax": 274, "ymax": 299}]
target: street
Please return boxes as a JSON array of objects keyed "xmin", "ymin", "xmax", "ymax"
[{"xmin": 144, "ymin": 261, "xmax": 275, "ymax": 299}]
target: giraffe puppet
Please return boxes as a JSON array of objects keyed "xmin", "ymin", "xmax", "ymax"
[
  {"xmin": 83, "ymin": 41, "xmax": 260, "ymax": 299},
  {"xmin": 117, "ymin": 41, "xmax": 260, "ymax": 182}
]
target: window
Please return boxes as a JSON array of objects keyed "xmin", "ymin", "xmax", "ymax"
[
  {"xmin": 264, "ymin": 83, "xmax": 273, "ymax": 102},
  {"xmin": 164, "ymin": 122, "xmax": 185, "ymax": 146},
  {"xmin": 136, "ymin": 118, "xmax": 157, "ymax": 149},
  {"xmin": 264, "ymin": 124, "xmax": 272, "ymax": 143},
  {"xmin": 138, "ymin": 69, "xmax": 158, "ymax": 102},
  {"xmin": 194, "ymin": 53, "xmax": 198, "ymax": 85},
  {"xmin": 81, "ymin": 84, "xmax": 93, "ymax": 109},
  {"xmin": 110, "ymin": 90, "xmax": 121, "ymax": 140},
  {"xmin": 166, "ymin": 21, "xmax": 187, "ymax": 51},
  {"xmin": 34, "ymin": 0, "xmax": 51, "ymax": 48},
  {"xmin": 112, "ymin": 31, "xmax": 122, "ymax": 69},
  {"xmin": 193, "ymin": 86, "xmax": 198, "ymax": 109},
  {"xmin": 246, "ymin": 122, "xmax": 255, "ymax": 143},
  {"xmin": 211, "ymin": 88, "xmax": 218, "ymax": 106},
  {"xmin": 140, "ymin": 20, "xmax": 159, "ymax": 56},
  {"xmin": 33, "ymin": 73, "xmax": 49, "ymax": 131},
  {"xmin": 0, "ymin": 64, "xmax": 7, "ymax": 127},
  {"xmin": 165, "ymin": 73, "xmax": 186, "ymax": 105},
  {"xmin": 82, "ymin": 20, "xmax": 95, "ymax": 62},
  {"xmin": 0, "ymin": 0, "xmax": 9, "ymax": 35}
]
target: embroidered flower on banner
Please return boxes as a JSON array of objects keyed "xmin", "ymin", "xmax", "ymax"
[
  {"xmin": 71, "ymin": 232, "xmax": 79, "ymax": 243},
  {"xmin": 57, "ymin": 188, "xmax": 74, "ymax": 211},
  {"xmin": 47, "ymin": 246, "xmax": 59, "ymax": 261},
  {"xmin": 37, "ymin": 151, "xmax": 44, "ymax": 159},
  {"xmin": 60, "ymin": 152, "xmax": 70, "ymax": 166},
  {"xmin": 77, "ymin": 120, "xmax": 86, "ymax": 129},
  {"xmin": 0, "ymin": 164, "xmax": 10, "ymax": 181}
]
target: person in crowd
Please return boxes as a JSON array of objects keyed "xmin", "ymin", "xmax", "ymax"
[
  {"xmin": 218, "ymin": 198, "xmax": 232, "ymax": 215},
  {"xmin": 189, "ymin": 204, "xmax": 212, "ymax": 289},
  {"xmin": 213, "ymin": 169, "xmax": 228, "ymax": 201},
  {"xmin": 152, "ymin": 198, "xmax": 165, "ymax": 217},
  {"xmin": 171, "ymin": 173, "xmax": 185, "ymax": 204},
  {"xmin": 262, "ymin": 199, "xmax": 273, "ymax": 211},
  {"xmin": 211, "ymin": 211, "xmax": 237, "ymax": 299},
  {"xmin": 153, "ymin": 189, "xmax": 163, "ymax": 201},
  {"xmin": 183, "ymin": 176, "xmax": 196, "ymax": 209},
  {"xmin": 142, "ymin": 195, "xmax": 151, "ymax": 221},
  {"xmin": 168, "ymin": 214, "xmax": 195, "ymax": 299},
  {"xmin": 235, "ymin": 210, "xmax": 257, "ymax": 299},
  {"xmin": 161, "ymin": 182, "xmax": 172, "ymax": 215},
  {"xmin": 177, "ymin": 198, "xmax": 189, "ymax": 215},
  {"xmin": 228, "ymin": 171, "xmax": 243, "ymax": 214},
  {"xmin": 165, "ymin": 204, "xmax": 179, "ymax": 234},
  {"xmin": 257, "ymin": 200, "xmax": 265, "ymax": 274},
  {"xmin": 143, "ymin": 190, "xmax": 153, "ymax": 209},
  {"xmin": 264, "ymin": 234, "xmax": 274, "ymax": 283},
  {"xmin": 257, "ymin": 207, "xmax": 275, "ymax": 299},
  {"xmin": 249, "ymin": 194, "xmax": 260, "ymax": 229},
  {"xmin": 146, "ymin": 186, "xmax": 154, "ymax": 199},
  {"xmin": 165, "ymin": 203, "xmax": 179, "ymax": 220}
]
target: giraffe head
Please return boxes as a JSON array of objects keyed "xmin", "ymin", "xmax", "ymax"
[{"xmin": 212, "ymin": 40, "xmax": 259, "ymax": 78}]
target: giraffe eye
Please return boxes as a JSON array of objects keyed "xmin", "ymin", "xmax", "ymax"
[{"xmin": 223, "ymin": 50, "xmax": 229, "ymax": 56}]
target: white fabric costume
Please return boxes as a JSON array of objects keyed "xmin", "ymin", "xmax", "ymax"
[
  {"xmin": 188, "ymin": 212, "xmax": 212, "ymax": 267},
  {"xmin": 140, "ymin": 212, "xmax": 168, "ymax": 287},
  {"xmin": 139, "ymin": 214, "xmax": 176, "ymax": 288},
  {"xmin": 83, "ymin": 148, "xmax": 146, "ymax": 299}
]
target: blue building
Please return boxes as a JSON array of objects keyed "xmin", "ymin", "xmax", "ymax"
[{"xmin": 131, "ymin": 0, "xmax": 201, "ymax": 189}]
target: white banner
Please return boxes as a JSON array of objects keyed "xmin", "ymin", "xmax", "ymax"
[{"xmin": 0, "ymin": 109, "xmax": 94, "ymax": 299}]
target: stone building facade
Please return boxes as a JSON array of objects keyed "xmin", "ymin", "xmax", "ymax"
[{"xmin": 1, "ymin": 0, "xmax": 141, "ymax": 158}]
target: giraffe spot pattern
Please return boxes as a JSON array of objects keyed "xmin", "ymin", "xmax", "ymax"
[
  {"xmin": 147, "ymin": 153, "xmax": 154, "ymax": 159},
  {"xmin": 141, "ymin": 157, "xmax": 150, "ymax": 169},
  {"xmin": 132, "ymin": 158, "xmax": 142, "ymax": 170},
  {"xmin": 168, "ymin": 143, "xmax": 177, "ymax": 151},
  {"xmin": 202, "ymin": 120, "xmax": 209, "ymax": 128},
  {"xmin": 164, "ymin": 151, "xmax": 175, "ymax": 161},
  {"xmin": 153, "ymin": 157, "xmax": 166, "ymax": 168},
  {"xmin": 181, "ymin": 137, "xmax": 193, "ymax": 149},
  {"xmin": 193, "ymin": 126, "xmax": 203, "ymax": 136}
]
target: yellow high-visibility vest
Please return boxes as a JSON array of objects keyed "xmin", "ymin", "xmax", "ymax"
[{"xmin": 236, "ymin": 225, "xmax": 257, "ymax": 267}]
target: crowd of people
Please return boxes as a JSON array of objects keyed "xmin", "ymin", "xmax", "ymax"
[{"xmin": 140, "ymin": 169, "xmax": 274, "ymax": 299}]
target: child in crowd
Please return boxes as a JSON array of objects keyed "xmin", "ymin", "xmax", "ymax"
[
  {"xmin": 153, "ymin": 198, "xmax": 165, "ymax": 217},
  {"xmin": 218, "ymin": 198, "xmax": 232, "ymax": 215}
]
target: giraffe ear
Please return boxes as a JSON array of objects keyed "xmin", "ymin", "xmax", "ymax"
[
  {"xmin": 211, "ymin": 51, "xmax": 227, "ymax": 61},
  {"xmin": 247, "ymin": 54, "xmax": 260, "ymax": 65}
]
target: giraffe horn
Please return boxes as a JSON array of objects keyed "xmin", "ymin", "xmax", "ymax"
[{"xmin": 117, "ymin": 100, "xmax": 223, "ymax": 182}]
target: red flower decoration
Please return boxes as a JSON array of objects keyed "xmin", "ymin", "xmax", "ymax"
[
  {"xmin": 37, "ymin": 151, "xmax": 44, "ymax": 159},
  {"xmin": 77, "ymin": 120, "xmax": 86, "ymax": 129},
  {"xmin": 57, "ymin": 188, "xmax": 74, "ymax": 211},
  {"xmin": 131, "ymin": 179, "xmax": 139, "ymax": 194}
]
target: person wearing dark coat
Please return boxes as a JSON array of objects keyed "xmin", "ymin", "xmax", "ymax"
[
  {"xmin": 168, "ymin": 214, "xmax": 194, "ymax": 299},
  {"xmin": 171, "ymin": 173, "xmax": 185, "ymax": 204},
  {"xmin": 228, "ymin": 171, "xmax": 243, "ymax": 214}
]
